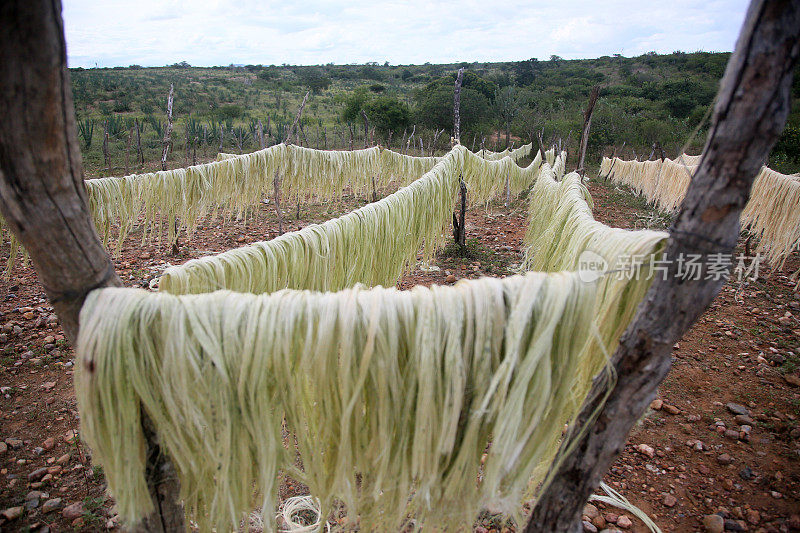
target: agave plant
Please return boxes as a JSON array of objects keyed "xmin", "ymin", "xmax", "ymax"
[{"xmin": 77, "ymin": 118, "xmax": 94, "ymax": 149}]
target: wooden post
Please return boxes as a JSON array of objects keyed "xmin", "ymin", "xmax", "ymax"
[
  {"xmin": 258, "ymin": 119, "xmax": 265, "ymax": 149},
  {"xmin": 453, "ymin": 67, "xmax": 464, "ymax": 143},
  {"xmin": 161, "ymin": 84, "xmax": 174, "ymax": 171},
  {"xmin": 135, "ymin": 119, "xmax": 144, "ymax": 168},
  {"xmin": 430, "ymin": 129, "xmax": 443, "ymax": 156},
  {"xmin": 102, "ymin": 121, "xmax": 109, "ymax": 174},
  {"xmin": 361, "ymin": 109, "xmax": 370, "ymax": 148},
  {"xmin": 525, "ymin": 1, "xmax": 800, "ymax": 530},
  {"xmin": 192, "ymin": 137, "xmax": 198, "ymax": 166},
  {"xmin": 452, "ymin": 69, "xmax": 467, "ymax": 250},
  {"xmin": 184, "ymin": 125, "xmax": 190, "ymax": 166},
  {"xmin": 406, "ymin": 124, "xmax": 415, "ymax": 154},
  {"xmin": 0, "ymin": 1, "xmax": 185, "ymax": 530},
  {"xmin": 218, "ymin": 124, "xmax": 224, "ymax": 153},
  {"xmin": 125, "ymin": 125, "xmax": 132, "ymax": 175},
  {"xmin": 202, "ymin": 124, "xmax": 208, "ymax": 157},
  {"xmin": 287, "ymin": 90, "xmax": 310, "ymax": 144}
]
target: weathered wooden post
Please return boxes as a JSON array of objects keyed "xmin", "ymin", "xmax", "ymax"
[
  {"xmin": 0, "ymin": 1, "xmax": 185, "ymax": 530},
  {"xmin": 452, "ymin": 68, "xmax": 467, "ymax": 249},
  {"xmin": 526, "ymin": 1, "xmax": 799, "ymax": 530},
  {"xmin": 160, "ymin": 84, "xmax": 174, "ymax": 171}
]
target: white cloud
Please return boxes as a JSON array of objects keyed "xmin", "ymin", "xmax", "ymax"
[{"xmin": 62, "ymin": 0, "xmax": 749, "ymax": 67}]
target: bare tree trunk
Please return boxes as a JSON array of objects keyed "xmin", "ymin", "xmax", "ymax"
[
  {"xmin": 286, "ymin": 91, "xmax": 310, "ymax": 144},
  {"xmin": 161, "ymin": 83, "xmax": 174, "ymax": 171},
  {"xmin": 192, "ymin": 137, "xmax": 198, "ymax": 166},
  {"xmin": 0, "ymin": 2, "xmax": 185, "ymax": 531},
  {"xmin": 400, "ymin": 129, "xmax": 407, "ymax": 154},
  {"xmin": 202, "ymin": 124, "xmax": 208, "ymax": 157},
  {"xmin": 219, "ymin": 124, "xmax": 224, "ymax": 153},
  {"xmin": 258, "ymin": 119, "xmax": 265, "ymax": 149},
  {"xmin": 430, "ymin": 129, "xmax": 443, "ymax": 156},
  {"xmin": 526, "ymin": 2, "xmax": 800, "ymax": 531},
  {"xmin": 453, "ymin": 67, "xmax": 464, "ymax": 143},
  {"xmin": 406, "ymin": 125, "xmax": 415, "ymax": 154}
]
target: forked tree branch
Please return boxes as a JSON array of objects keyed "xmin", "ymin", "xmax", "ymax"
[{"xmin": 526, "ymin": 1, "xmax": 800, "ymax": 531}]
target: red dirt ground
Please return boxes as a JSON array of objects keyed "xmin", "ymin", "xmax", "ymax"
[{"xmin": 0, "ymin": 172, "xmax": 798, "ymax": 532}]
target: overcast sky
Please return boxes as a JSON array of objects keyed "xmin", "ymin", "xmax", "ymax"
[{"xmin": 63, "ymin": 0, "xmax": 749, "ymax": 68}]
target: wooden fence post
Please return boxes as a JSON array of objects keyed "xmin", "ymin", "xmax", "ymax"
[
  {"xmin": 525, "ymin": 2, "xmax": 800, "ymax": 530},
  {"xmin": 0, "ymin": 2, "xmax": 185, "ymax": 530},
  {"xmin": 160, "ymin": 84, "xmax": 174, "ymax": 171}
]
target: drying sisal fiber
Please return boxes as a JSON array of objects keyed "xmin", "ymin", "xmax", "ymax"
[
  {"xmin": 523, "ymin": 167, "xmax": 668, "ymax": 349},
  {"xmin": 600, "ymin": 155, "xmax": 800, "ymax": 267},
  {"xmin": 75, "ymin": 141, "xmax": 667, "ymax": 530},
  {"xmin": 77, "ymin": 268, "xmax": 643, "ymax": 532},
  {"xmin": 158, "ymin": 146, "xmax": 544, "ymax": 295}
]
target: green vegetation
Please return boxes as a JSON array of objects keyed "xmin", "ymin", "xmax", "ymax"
[{"xmin": 69, "ymin": 53, "xmax": 800, "ymax": 178}]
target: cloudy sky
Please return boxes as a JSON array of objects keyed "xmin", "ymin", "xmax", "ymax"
[{"xmin": 63, "ymin": 0, "xmax": 749, "ymax": 68}]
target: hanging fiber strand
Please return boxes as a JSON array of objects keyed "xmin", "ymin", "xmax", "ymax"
[
  {"xmin": 77, "ymin": 269, "xmax": 640, "ymax": 532},
  {"xmin": 600, "ymin": 155, "xmax": 800, "ymax": 267},
  {"xmin": 158, "ymin": 146, "xmax": 543, "ymax": 295}
]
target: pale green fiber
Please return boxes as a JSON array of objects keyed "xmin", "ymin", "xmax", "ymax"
[
  {"xmin": 158, "ymin": 146, "xmax": 544, "ymax": 295},
  {"xmin": 77, "ymin": 270, "xmax": 619, "ymax": 531}
]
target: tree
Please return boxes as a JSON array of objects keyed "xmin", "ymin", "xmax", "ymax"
[
  {"xmin": 526, "ymin": 1, "xmax": 800, "ymax": 529},
  {"xmin": 494, "ymin": 86, "xmax": 520, "ymax": 147},
  {"xmin": 341, "ymin": 87, "xmax": 372, "ymax": 123},
  {"xmin": 299, "ymin": 68, "xmax": 331, "ymax": 94},
  {"xmin": 414, "ymin": 86, "xmax": 491, "ymax": 137},
  {"xmin": 362, "ymin": 96, "xmax": 410, "ymax": 135}
]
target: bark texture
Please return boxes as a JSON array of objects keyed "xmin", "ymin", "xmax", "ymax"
[
  {"xmin": 0, "ymin": 2, "xmax": 185, "ymax": 530},
  {"xmin": 526, "ymin": 1, "xmax": 800, "ymax": 531}
]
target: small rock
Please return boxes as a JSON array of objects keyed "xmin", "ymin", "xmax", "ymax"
[
  {"xmin": 662, "ymin": 494, "xmax": 677, "ymax": 507},
  {"xmin": 635, "ymin": 443, "xmax": 655, "ymax": 458},
  {"xmin": 616, "ymin": 515, "xmax": 632, "ymax": 529},
  {"xmin": 724, "ymin": 429, "xmax": 740, "ymax": 440},
  {"xmin": 43, "ymin": 437, "xmax": 55, "ymax": 450},
  {"xmin": 745, "ymin": 509, "xmax": 760, "ymax": 525},
  {"xmin": 663, "ymin": 404, "xmax": 681, "ymax": 415},
  {"xmin": 717, "ymin": 453, "xmax": 734, "ymax": 465},
  {"xmin": 582, "ymin": 521, "xmax": 598, "ymax": 533},
  {"xmin": 0, "ymin": 506, "xmax": 24, "ymax": 521},
  {"xmin": 723, "ymin": 518, "xmax": 745, "ymax": 531},
  {"xmin": 62, "ymin": 501, "xmax": 84, "ymax": 520},
  {"xmin": 734, "ymin": 415, "xmax": 754, "ymax": 425},
  {"xmin": 28, "ymin": 467, "xmax": 49, "ymax": 481},
  {"xmin": 33, "ymin": 446, "xmax": 45, "ymax": 456},
  {"xmin": 41, "ymin": 498, "xmax": 62, "ymax": 514},
  {"xmin": 726, "ymin": 403, "xmax": 749, "ymax": 416},
  {"xmin": 784, "ymin": 374, "xmax": 800, "ymax": 387},
  {"xmin": 604, "ymin": 512, "xmax": 618, "ymax": 524},
  {"xmin": 5, "ymin": 437, "xmax": 23, "ymax": 449},
  {"xmin": 702, "ymin": 514, "xmax": 724, "ymax": 533},
  {"xmin": 64, "ymin": 429, "xmax": 78, "ymax": 443},
  {"xmin": 583, "ymin": 503, "xmax": 600, "ymax": 519},
  {"xmin": 26, "ymin": 491, "xmax": 47, "ymax": 501},
  {"xmin": 445, "ymin": 274, "xmax": 456, "ymax": 283},
  {"xmin": 41, "ymin": 381, "xmax": 56, "ymax": 391},
  {"xmin": 56, "ymin": 453, "xmax": 70, "ymax": 465},
  {"xmin": 650, "ymin": 399, "xmax": 663, "ymax": 410},
  {"xmin": 739, "ymin": 466, "xmax": 753, "ymax": 480},
  {"xmin": 0, "ymin": 442, "xmax": 7, "ymax": 454}
]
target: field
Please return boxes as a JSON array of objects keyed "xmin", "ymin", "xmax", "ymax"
[
  {"xmin": 0, "ymin": 154, "xmax": 798, "ymax": 531},
  {"xmin": 71, "ymin": 54, "xmax": 800, "ymax": 179}
]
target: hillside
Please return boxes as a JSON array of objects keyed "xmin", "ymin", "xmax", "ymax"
[{"xmin": 70, "ymin": 52, "xmax": 800, "ymax": 177}]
